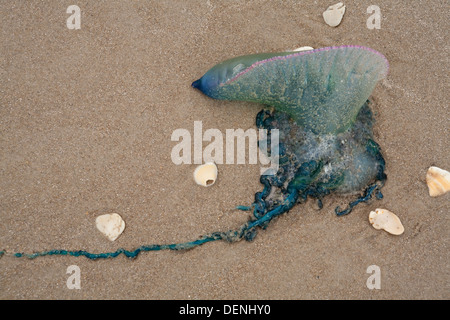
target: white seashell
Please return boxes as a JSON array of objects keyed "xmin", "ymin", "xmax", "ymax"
[
  {"xmin": 193, "ymin": 162, "xmax": 218, "ymax": 187},
  {"xmin": 95, "ymin": 213, "xmax": 125, "ymax": 241},
  {"xmin": 426, "ymin": 166, "xmax": 450, "ymax": 197},
  {"xmin": 323, "ymin": 2, "xmax": 346, "ymax": 27},
  {"xmin": 292, "ymin": 46, "xmax": 314, "ymax": 52},
  {"xmin": 369, "ymin": 208, "xmax": 404, "ymax": 235}
]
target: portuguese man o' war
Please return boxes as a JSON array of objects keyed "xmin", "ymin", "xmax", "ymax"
[{"xmin": 1, "ymin": 45, "xmax": 389, "ymax": 259}]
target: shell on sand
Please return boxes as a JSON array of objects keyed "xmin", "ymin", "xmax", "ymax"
[
  {"xmin": 426, "ymin": 166, "xmax": 450, "ymax": 197},
  {"xmin": 95, "ymin": 213, "xmax": 125, "ymax": 241},
  {"xmin": 193, "ymin": 162, "xmax": 218, "ymax": 187},
  {"xmin": 322, "ymin": 2, "xmax": 346, "ymax": 27},
  {"xmin": 292, "ymin": 46, "xmax": 314, "ymax": 52},
  {"xmin": 369, "ymin": 208, "xmax": 404, "ymax": 235}
]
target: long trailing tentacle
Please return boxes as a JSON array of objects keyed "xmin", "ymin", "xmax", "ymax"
[
  {"xmin": 0, "ymin": 101, "xmax": 388, "ymax": 260},
  {"xmin": 0, "ymin": 108, "xmax": 300, "ymax": 260},
  {"xmin": 0, "ymin": 188, "xmax": 300, "ymax": 260}
]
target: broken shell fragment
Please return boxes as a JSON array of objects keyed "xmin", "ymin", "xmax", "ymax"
[
  {"xmin": 292, "ymin": 46, "xmax": 314, "ymax": 52},
  {"xmin": 194, "ymin": 162, "xmax": 218, "ymax": 187},
  {"xmin": 426, "ymin": 166, "xmax": 450, "ymax": 197},
  {"xmin": 369, "ymin": 208, "xmax": 404, "ymax": 235},
  {"xmin": 323, "ymin": 2, "xmax": 346, "ymax": 27},
  {"xmin": 95, "ymin": 213, "xmax": 125, "ymax": 241}
]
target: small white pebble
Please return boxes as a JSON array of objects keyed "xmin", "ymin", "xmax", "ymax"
[{"xmin": 95, "ymin": 213, "xmax": 125, "ymax": 241}]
